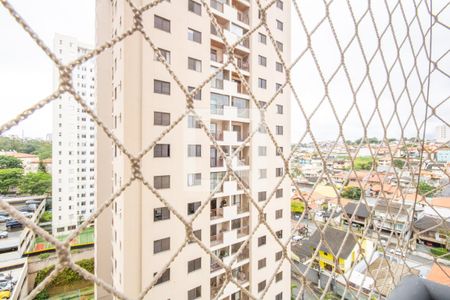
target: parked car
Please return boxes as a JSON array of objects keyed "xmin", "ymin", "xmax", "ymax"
[
  {"xmin": 18, "ymin": 205, "xmax": 35, "ymax": 213},
  {"xmin": 292, "ymin": 235, "xmax": 303, "ymax": 242},
  {"xmin": 0, "ymin": 232, "xmax": 8, "ymax": 239},
  {"xmin": 389, "ymin": 248, "xmax": 406, "ymax": 257},
  {"xmin": 0, "ymin": 216, "xmax": 11, "ymax": 223},
  {"xmin": 25, "ymin": 200, "xmax": 41, "ymax": 205},
  {"xmin": 0, "ymin": 212, "xmax": 8, "ymax": 217},
  {"xmin": 5, "ymin": 220, "xmax": 22, "ymax": 230},
  {"xmin": 21, "ymin": 212, "xmax": 33, "ymax": 218}
]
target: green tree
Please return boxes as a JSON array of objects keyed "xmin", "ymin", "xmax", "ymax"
[
  {"xmin": 291, "ymin": 200, "xmax": 306, "ymax": 213},
  {"xmin": 341, "ymin": 186, "xmax": 362, "ymax": 200},
  {"xmin": 0, "ymin": 136, "xmax": 51, "ymax": 159},
  {"xmin": 38, "ymin": 160, "xmax": 47, "ymax": 173},
  {"xmin": 418, "ymin": 182, "xmax": 435, "ymax": 196},
  {"xmin": 0, "ymin": 168, "xmax": 23, "ymax": 194},
  {"xmin": 354, "ymin": 157, "xmax": 376, "ymax": 170},
  {"xmin": 0, "ymin": 155, "xmax": 23, "ymax": 169},
  {"xmin": 19, "ymin": 172, "xmax": 51, "ymax": 195},
  {"xmin": 393, "ymin": 159, "xmax": 405, "ymax": 169}
]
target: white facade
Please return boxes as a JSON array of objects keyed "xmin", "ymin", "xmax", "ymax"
[
  {"xmin": 52, "ymin": 33, "xmax": 96, "ymax": 235},
  {"xmin": 96, "ymin": 0, "xmax": 291, "ymax": 299},
  {"xmin": 435, "ymin": 125, "xmax": 449, "ymax": 143}
]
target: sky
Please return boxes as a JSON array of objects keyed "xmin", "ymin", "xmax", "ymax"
[{"xmin": 0, "ymin": 0, "xmax": 448, "ymax": 143}]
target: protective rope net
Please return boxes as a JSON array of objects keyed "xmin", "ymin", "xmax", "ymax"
[{"xmin": 0, "ymin": 0, "xmax": 449, "ymax": 299}]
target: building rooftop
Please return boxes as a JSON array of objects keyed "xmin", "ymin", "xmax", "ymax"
[
  {"xmin": 343, "ymin": 202, "xmax": 370, "ymax": 218},
  {"xmin": 307, "ymin": 227, "xmax": 358, "ymax": 259},
  {"xmin": 414, "ymin": 215, "xmax": 450, "ymax": 233}
]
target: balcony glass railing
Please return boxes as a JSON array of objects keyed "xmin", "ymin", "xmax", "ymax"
[{"xmin": 210, "ymin": 0, "xmax": 224, "ymax": 13}]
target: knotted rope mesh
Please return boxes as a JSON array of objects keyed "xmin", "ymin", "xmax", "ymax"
[{"xmin": 0, "ymin": 0, "xmax": 449, "ymax": 299}]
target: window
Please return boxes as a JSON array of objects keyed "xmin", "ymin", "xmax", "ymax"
[
  {"xmin": 258, "ymin": 235, "xmax": 266, "ymax": 246},
  {"xmin": 154, "ymin": 48, "xmax": 171, "ymax": 64},
  {"xmin": 276, "ymin": 41, "xmax": 283, "ymax": 52},
  {"xmin": 258, "ymin": 55, "xmax": 267, "ymax": 66},
  {"xmin": 275, "ymin": 209, "xmax": 283, "ymax": 219},
  {"xmin": 154, "ymin": 79, "xmax": 171, "ymax": 95},
  {"xmin": 276, "ymin": 0, "xmax": 283, "ymax": 10},
  {"xmin": 188, "ymin": 202, "xmax": 201, "ymax": 215},
  {"xmin": 276, "ymin": 104, "xmax": 283, "ymax": 114},
  {"xmin": 276, "ymin": 271, "xmax": 283, "ymax": 282},
  {"xmin": 258, "ymin": 258, "xmax": 266, "ymax": 269},
  {"xmin": 188, "ymin": 28, "xmax": 202, "ymax": 43},
  {"xmin": 154, "ymin": 207, "xmax": 170, "ymax": 221},
  {"xmin": 276, "ymin": 168, "xmax": 284, "ymax": 177},
  {"xmin": 276, "ymin": 83, "xmax": 283, "ymax": 93},
  {"xmin": 259, "ymin": 169, "xmax": 267, "ymax": 179},
  {"xmin": 276, "ymin": 230, "xmax": 283, "ymax": 238},
  {"xmin": 188, "ymin": 144, "xmax": 202, "ymax": 157},
  {"xmin": 154, "ymin": 111, "xmax": 170, "ymax": 126},
  {"xmin": 276, "ymin": 188, "xmax": 283, "ymax": 198},
  {"xmin": 154, "ymin": 269, "xmax": 170, "ymax": 285},
  {"xmin": 276, "ymin": 20, "xmax": 283, "ymax": 31},
  {"xmin": 188, "ymin": 258, "xmax": 201, "ymax": 273},
  {"xmin": 188, "ymin": 86, "xmax": 202, "ymax": 100},
  {"xmin": 276, "ymin": 292, "xmax": 283, "ymax": 300},
  {"xmin": 276, "ymin": 125, "xmax": 284, "ymax": 135},
  {"xmin": 154, "ymin": 144, "xmax": 170, "ymax": 157},
  {"xmin": 154, "ymin": 237, "xmax": 170, "ymax": 253},
  {"xmin": 258, "ymin": 280, "xmax": 266, "ymax": 292},
  {"xmin": 188, "ymin": 57, "xmax": 202, "ymax": 72},
  {"xmin": 188, "ymin": 0, "xmax": 201, "ymax": 15},
  {"xmin": 258, "ymin": 191, "xmax": 267, "ymax": 202},
  {"xmin": 276, "ymin": 251, "xmax": 282, "ymax": 261},
  {"xmin": 188, "ymin": 286, "xmax": 201, "ymax": 300},
  {"xmin": 154, "ymin": 175, "xmax": 170, "ymax": 189},
  {"xmin": 276, "ymin": 62, "xmax": 283, "ymax": 72},
  {"xmin": 154, "ymin": 15, "xmax": 170, "ymax": 32},
  {"xmin": 187, "ymin": 173, "xmax": 202, "ymax": 186},
  {"xmin": 193, "ymin": 229, "xmax": 201, "ymax": 240},
  {"xmin": 258, "ymin": 78, "xmax": 267, "ymax": 89},
  {"xmin": 188, "ymin": 115, "xmax": 201, "ymax": 128},
  {"xmin": 259, "ymin": 100, "xmax": 267, "ymax": 109},
  {"xmin": 258, "ymin": 146, "xmax": 267, "ymax": 156},
  {"xmin": 258, "ymin": 33, "xmax": 267, "ymax": 44}
]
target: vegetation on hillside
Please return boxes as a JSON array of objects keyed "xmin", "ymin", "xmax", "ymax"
[{"xmin": 0, "ymin": 136, "xmax": 51, "ymax": 159}]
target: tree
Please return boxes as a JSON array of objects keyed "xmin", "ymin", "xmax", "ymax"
[
  {"xmin": 291, "ymin": 200, "xmax": 306, "ymax": 214},
  {"xmin": 393, "ymin": 159, "xmax": 406, "ymax": 169},
  {"xmin": 0, "ymin": 136, "xmax": 51, "ymax": 159},
  {"xmin": 341, "ymin": 186, "xmax": 362, "ymax": 200},
  {"xmin": 354, "ymin": 157, "xmax": 376, "ymax": 170},
  {"xmin": 38, "ymin": 160, "xmax": 47, "ymax": 173},
  {"xmin": 418, "ymin": 182, "xmax": 435, "ymax": 197},
  {"xmin": 0, "ymin": 155, "xmax": 23, "ymax": 169},
  {"xmin": 0, "ymin": 168, "xmax": 23, "ymax": 194},
  {"xmin": 19, "ymin": 172, "xmax": 51, "ymax": 195}
]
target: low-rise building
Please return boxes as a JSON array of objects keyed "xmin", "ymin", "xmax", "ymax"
[
  {"xmin": 342, "ymin": 202, "xmax": 370, "ymax": 228},
  {"xmin": 414, "ymin": 215, "xmax": 450, "ymax": 249},
  {"xmin": 306, "ymin": 227, "xmax": 360, "ymax": 273}
]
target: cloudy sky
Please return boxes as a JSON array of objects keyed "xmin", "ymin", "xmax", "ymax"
[{"xmin": 0, "ymin": 0, "xmax": 448, "ymax": 143}]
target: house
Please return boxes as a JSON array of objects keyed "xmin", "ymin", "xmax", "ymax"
[
  {"xmin": 435, "ymin": 147, "xmax": 450, "ymax": 163},
  {"xmin": 372, "ymin": 199, "xmax": 415, "ymax": 236},
  {"xmin": 305, "ymin": 227, "xmax": 360, "ymax": 273},
  {"xmin": 342, "ymin": 202, "xmax": 370, "ymax": 228},
  {"xmin": 414, "ymin": 215, "xmax": 450, "ymax": 249}
]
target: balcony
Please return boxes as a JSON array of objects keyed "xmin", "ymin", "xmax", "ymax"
[{"xmin": 210, "ymin": 0, "xmax": 249, "ymax": 26}]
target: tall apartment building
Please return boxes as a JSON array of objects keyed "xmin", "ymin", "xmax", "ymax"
[
  {"xmin": 52, "ymin": 33, "xmax": 96, "ymax": 235},
  {"xmin": 96, "ymin": 0, "xmax": 290, "ymax": 299},
  {"xmin": 435, "ymin": 125, "xmax": 449, "ymax": 144}
]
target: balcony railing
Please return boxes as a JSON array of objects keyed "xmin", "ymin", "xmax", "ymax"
[{"xmin": 210, "ymin": 0, "xmax": 224, "ymax": 13}]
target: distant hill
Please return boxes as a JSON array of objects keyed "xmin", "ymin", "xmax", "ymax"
[{"xmin": 0, "ymin": 136, "xmax": 51, "ymax": 160}]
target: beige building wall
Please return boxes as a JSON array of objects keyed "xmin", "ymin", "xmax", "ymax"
[{"xmin": 96, "ymin": 0, "xmax": 291, "ymax": 299}]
